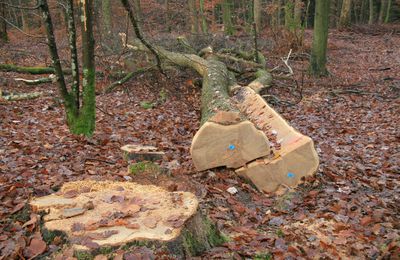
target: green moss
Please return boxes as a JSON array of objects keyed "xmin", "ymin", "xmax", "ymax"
[
  {"xmin": 254, "ymin": 252, "xmax": 272, "ymax": 260},
  {"xmin": 183, "ymin": 218, "xmax": 228, "ymax": 256},
  {"xmin": 42, "ymin": 229, "xmax": 67, "ymax": 244},
  {"xmin": 74, "ymin": 251, "xmax": 94, "ymax": 260},
  {"xmin": 158, "ymin": 88, "xmax": 168, "ymax": 103},
  {"xmin": 0, "ymin": 64, "xmax": 56, "ymax": 74},
  {"xmin": 205, "ymin": 218, "xmax": 229, "ymax": 246},
  {"xmin": 11, "ymin": 204, "xmax": 30, "ymax": 223},
  {"xmin": 182, "ymin": 229, "xmax": 207, "ymax": 256},
  {"xmin": 140, "ymin": 101, "xmax": 155, "ymax": 109},
  {"xmin": 275, "ymin": 228, "xmax": 285, "ymax": 238},
  {"xmin": 129, "ymin": 161, "xmax": 160, "ymax": 175}
]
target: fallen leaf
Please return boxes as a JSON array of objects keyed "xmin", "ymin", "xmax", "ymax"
[{"xmin": 24, "ymin": 237, "xmax": 47, "ymax": 259}]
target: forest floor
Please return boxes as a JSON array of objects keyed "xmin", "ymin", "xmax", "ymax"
[{"xmin": 0, "ymin": 26, "xmax": 399, "ymax": 259}]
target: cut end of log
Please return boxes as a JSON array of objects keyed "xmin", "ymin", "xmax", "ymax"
[
  {"xmin": 30, "ymin": 181, "xmax": 199, "ymax": 250},
  {"xmin": 190, "ymin": 121, "xmax": 270, "ymax": 171}
]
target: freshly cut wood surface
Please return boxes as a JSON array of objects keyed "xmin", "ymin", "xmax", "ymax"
[
  {"xmin": 233, "ymin": 87, "xmax": 319, "ymax": 192},
  {"xmin": 190, "ymin": 121, "xmax": 270, "ymax": 171},
  {"xmin": 121, "ymin": 144, "xmax": 165, "ymax": 162},
  {"xmin": 30, "ymin": 181, "xmax": 199, "ymax": 250}
]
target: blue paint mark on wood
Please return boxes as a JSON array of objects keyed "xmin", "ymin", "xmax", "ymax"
[
  {"xmin": 228, "ymin": 144, "xmax": 235, "ymax": 150},
  {"xmin": 287, "ymin": 172, "xmax": 295, "ymax": 178}
]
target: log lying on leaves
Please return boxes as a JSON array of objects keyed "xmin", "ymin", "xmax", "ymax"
[
  {"xmin": 30, "ymin": 181, "xmax": 225, "ymax": 257},
  {"xmin": 124, "ymin": 39, "xmax": 271, "ymax": 171},
  {"xmin": 123, "ymin": 37, "xmax": 318, "ymax": 192},
  {"xmin": 14, "ymin": 74, "xmax": 56, "ymax": 85},
  {"xmin": 0, "ymin": 63, "xmax": 71, "ymax": 75},
  {"xmin": 0, "ymin": 89, "xmax": 41, "ymax": 101}
]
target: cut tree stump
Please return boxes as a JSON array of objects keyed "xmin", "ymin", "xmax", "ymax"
[
  {"xmin": 233, "ymin": 87, "xmax": 319, "ymax": 192},
  {"xmin": 121, "ymin": 144, "xmax": 165, "ymax": 162},
  {"xmin": 30, "ymin": 181, "xmax": 224, "ymax": 257}
]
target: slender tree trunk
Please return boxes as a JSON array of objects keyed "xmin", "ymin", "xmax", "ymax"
[
  {"xmin": 76, "ymin": 0, "xmax": 96, "ymax": 135},
  {"xmin": 294, "ymin": 0, "xmax": 302, "ymax": 26},
  {"xmin": 199, "ymin": 0, "xmax": 208, "ymax": 33},
  {"xmin": 221, "ymin": 0, "xmax": 234, "ymax": 35},
  {"xmin": 188, "ymin": 0, "xmax": 199, "ymax": 34},
  {"xmin": 378, "ymin": 0, "xmax": 387, "ymax": 23},
  {"xmin": 339, "ymin": 0, "xmax": 352, "ymax": 28},
  {"xmin": 0, "ymin": 2, "xmax": 7, "ymax": 42},
  {"xmin": 253, "ymin": 0, "xmax": 261, "ymax": 32},
  {"xmin": 133, "ymin": 0, "xmax": 142, "ymax": 27},
  {"xmin": 385, "ymin": 0, "xmax": 391, "ymax": 23},
  {"xmin": 165, "ymin": 0, "xmax": 171, "ymax": 32},
  {"xmin": 310, "ymin": 0, "xmax": 330, "ymax": 77},
  {"xmin": 330, "ymin": 0, "xmax": 337, "ymax": 27},
  {"xmin": 284, "ymin": 0, "xmax": 294, "ymax": 29},
  {"xmin": 368, "ymin": 0, "xmax": 374, "ymax": 24},
  {"xmin": 101, "ymin": 0, "xmax": 112, "ymax": 35},
  {"xmin": 65, "ymin": 0, "xmax": 80, "ymax": 109}
]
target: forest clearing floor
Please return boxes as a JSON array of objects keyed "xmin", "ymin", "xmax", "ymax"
[{"xmin": 0, "ymin": 26, "xmax": 399, "ymax": 259}]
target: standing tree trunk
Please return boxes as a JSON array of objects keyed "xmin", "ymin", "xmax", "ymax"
[
  {"xmin": 339, "ymin": 0, "xmax": 352, "ymax": 28},
  {"xmin": 310, "ymin": 0, "xmax": 330, "ymax": 77},
  {"xmin": 330, "ymin": 0, "xmax": 337, "ymax": 27},
  {"xmin": 294, "ymin": 0, "xmax": 303, "ymax": 26},
  {"xmin": 222, "ymin": 0, "xmax": 234, "ymax": 35},
  {"xmin": 101, "ymin": 0, "xmax": 112, "ymax": 35},
  {"xmin": 199, "ymin": 0, "xmax": 208, "ymax": 33},
  {"xmin": 253, "ymin": 0, "xmax": 261, "ymax": 32},
  {"xmin": 39, "ymin": 0, "xmax": 96, "ymax": 136},
  {"xmin": 378, "ymin": 0, "xmax": 387, "ymax": 23},
  {"xmin": 77, "ymin": 0, "xmax": 96, "ymax": 135},
  {"xmin": 368, "ymin": 0, "xmax": 374, "ymax": 24},
  {"xmin": 188, "ymin": 0, "xmax": 199, "ymax": 34},
  {"xmin": 0, "ymin": 2, "xmax": 7, "ymax": 42},
  {"xmin": 284, "ymin": 0, "xmax": 294, "ymax": 29},
  {"xmin": 133, "ymin": 0, "xmax": 142, "ymax": 27},
  {"xmin": 385, "ymin": 0, "xmax": 391, "ymax": 23}
]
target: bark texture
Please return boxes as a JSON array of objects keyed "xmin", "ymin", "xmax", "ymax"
[{"xmin": 310, "ymin": 0, "xmax": 330, "ymax": 77}]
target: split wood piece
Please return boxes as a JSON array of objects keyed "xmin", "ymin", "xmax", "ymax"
[
  {"xmin": 190, "ymin": 120, "xmax": 270, "ymax": 171},
  {"xmin": 233, "ymin": 87, "xmax": 319, "ymax": 192},
  {"xmin": 30, "ymin": 181, "xmax": 203, "ymax": 251},
  {"xmin": 121, "ymin": 144, "xmax": 165, "ymax": 162}
]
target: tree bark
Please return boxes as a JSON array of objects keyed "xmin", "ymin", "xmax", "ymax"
[
  {"xmin": 65, "ymin": 0, "xmax": 80, "ymax": 110},
  {"xmin": 199, "ymin": 0, "xmax": 207, "ymax": 33},
  {"xmin": 188, "ymin": 0, "xmax": 199, "ymax": 34},
  {"xmin": 253, "ymin": 0, "xmax": 261, "ymax": 32},
  {"xmin": 368, "ymin": 0, "xmax": 374, "ymax": 24},
  {"xmin": 101, "ymin": 0, "xmax": 112, "ymax": 35},
  {"xmin": 310, "ymin": 0, "xmax": 330, "ymax": 77},
  {"xmin": 222, "ymin": 0, "xmax": 234, "ymax": 35},
  {"xmin": 385, "ymin": 0, "xmax": 391, "ymax": 23},
  {"xmin": 0, "ymin": 2, "xmax": 7, "ymax": 43},
  {"xmin": 339, "ymin": 0, "xmax": 352, "ymax": 28},
  {"xmin": 378, "ymin": 0, "xmax": 387, "ymax": 23}
]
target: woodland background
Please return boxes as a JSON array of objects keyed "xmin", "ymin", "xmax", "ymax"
[{"xmin": 0, "ymin": 0, "xmax": 399, "ymax": 259}]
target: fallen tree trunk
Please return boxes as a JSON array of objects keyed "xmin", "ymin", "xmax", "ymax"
[
  {"xmin": 0, "ymin": 63, "xmax": 71, "ymax": 75},
  {"xmin": 124, "ymin": 39, "xmax": 271, "ymax": 170},
  {"xmin": 14, "ymin": 74, "xmax": 56, "ymax": 85},
  {"xmin": 0, "ymin": 89, "xmax": 41, "ymax": 101}
]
